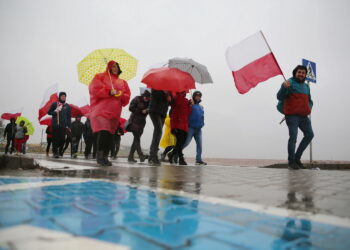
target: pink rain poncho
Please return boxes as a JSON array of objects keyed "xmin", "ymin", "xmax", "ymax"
[{"xmin": 89, "ymin": 61, "xmax": 131, "ymax": 134}]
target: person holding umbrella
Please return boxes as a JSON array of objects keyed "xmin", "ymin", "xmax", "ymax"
[
  {"xmin": 48, "ymin": 92, "xmax": 71, "ymax": 158},
  {"xmin": 89, "ymin": 60, "xmax": 131, "ymax": 166}
]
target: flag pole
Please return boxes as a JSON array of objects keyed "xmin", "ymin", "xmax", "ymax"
[
  {"xmin": 259, "ymin": 30, "xmax": 287, "ymax": 82},
  {"xmin": 260, "ymin": 31, "xmax": 288, "ymax": 125}
]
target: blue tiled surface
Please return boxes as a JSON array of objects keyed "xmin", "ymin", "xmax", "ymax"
[
  {"xmin": 0, "ymin": 177, "xmax": 59, "ymax": 185},
  {"xmin": 0, "ymin": 178, "xmax": 350, "ymax": 249}
]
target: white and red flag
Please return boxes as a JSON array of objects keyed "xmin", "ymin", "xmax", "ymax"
[
  {"xmin": 1, "ymin": 107, "xmax": 23, "ymax": 120},
  {"xmin": 38, "ymin": 83, "xmax": 58, "ymax": 121},
  {"xmin": 226, "ymin": 31, "xmax": 283, "ymax": 94},
  {"xmin": 70, "ymin": 98, "xmax": 90, "ymax": 117}
]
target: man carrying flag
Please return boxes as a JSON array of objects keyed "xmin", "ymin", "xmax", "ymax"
[
  {"xmin": 277, "ymin": 65, "xmax": 314, "ymax": 170},
  {"xmin": 48, "ymin": 92, "xmax": 71, "ymax": 158}
]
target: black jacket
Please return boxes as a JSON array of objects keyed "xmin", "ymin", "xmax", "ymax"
[
  {"xmin": 48, "ymin": 102, "xmax": 71, "ymax": 128},
  {"xmin": 4, "ymin": 122, "xmax": 16, "ymax": 139},
  {"xmin": 128, "ymin": 96, "xmax": 149, "ymax": 133},
  {"xmin": 148, "ymin": 90, "xmax": 170, "ymax": 118},
  {"xmin": 71, "ymin": 120, "xmax": 84, "ymax": 138}
]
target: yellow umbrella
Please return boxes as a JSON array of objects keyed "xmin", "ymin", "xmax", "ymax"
[
  {"xmin": 77, "ymin": 48, "xmax": 138, "ymax": 85},
  {"xmin": 15, "ymin": 116, "xmax": 35, "ymax": 135}
]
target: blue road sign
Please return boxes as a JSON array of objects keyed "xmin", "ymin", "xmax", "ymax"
[{"xmin": 302, "ymin": 59, "xmax": 316, "ymax": 83}]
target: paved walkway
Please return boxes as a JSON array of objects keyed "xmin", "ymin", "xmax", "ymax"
[{"xmin": 0, "ymin": 154, "xmax": 350, "ymax": 249}]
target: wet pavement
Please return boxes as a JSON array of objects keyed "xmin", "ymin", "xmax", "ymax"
[{"xmin": 1, "ymin": 154, "xmax": 350, "ymax": 249}]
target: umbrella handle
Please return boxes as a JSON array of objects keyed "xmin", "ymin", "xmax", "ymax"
[
  {"xmin": 107, "ymin": 70, "xmax": 115, "ymax": 90},
  {"xmin": 57, "ymin": 110, "xmax": 60, "ymax": 126}
]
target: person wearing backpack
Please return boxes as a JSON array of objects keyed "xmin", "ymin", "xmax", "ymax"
[{"xmin": 277, "ymin": 65, "xmax": 314, "ymax": 170}]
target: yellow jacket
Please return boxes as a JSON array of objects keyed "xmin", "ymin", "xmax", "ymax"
[{"xmin": 160, "ymin": 115, "xmax": 176, "ymax": 148}]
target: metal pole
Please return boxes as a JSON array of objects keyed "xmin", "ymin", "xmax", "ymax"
[
  {"xmin": 307, "ymin": 81, "xmax": 313, "ymax": 164},
  {"xmin": 40, "ymin": 128, "xmax": 43, "ymax": 146}
]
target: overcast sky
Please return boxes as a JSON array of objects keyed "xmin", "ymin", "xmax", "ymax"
[{"xmin": 1, "ymin": 0, "xmax": 349, "ymax": 161}]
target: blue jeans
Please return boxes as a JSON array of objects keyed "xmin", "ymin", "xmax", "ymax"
[
  {"xmin": 183, "ymin": 127, "xmax": 202, "ymax": 162},
  {"xmin": 285, "ymin": 115, "xmax": 314, "ymax": 164}
]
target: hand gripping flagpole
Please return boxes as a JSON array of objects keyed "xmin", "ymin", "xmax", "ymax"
[{"xmin": 259, "ymin": 30, "xmax": 287, "ymax": 124}]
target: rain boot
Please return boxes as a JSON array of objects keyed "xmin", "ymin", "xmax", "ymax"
[
  {"xmin": 103, "ymin": 150, "xmax": 112, "ymax": 166},
  {"xmin": 96, "ymin": 151, "xmax": 106, "ymax": 166}
]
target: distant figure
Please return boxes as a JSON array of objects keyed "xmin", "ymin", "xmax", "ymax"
[
  {"xmin": 170, "ymin": 91, "xmax": 192, "ymax": 165},
  {"xmin": 277, "ymin": 65, "xmax": 314, "ymax": 170},
  {"xmin": 14, "ymin": 120, "xmax": 27, "ymax": 154},
  {"xmin": 83, "ymin": 118, "xmax": 95, "ymax": 159},
  {"xmin": 3, "ymin": 118, "xmax": 16, "ymax": 154},
  {"xmin": 46, "ymin": 124, "xmax": 53, "ymax": 157},
  {"xmin": 89, "ymin": 60, "xmax": 130, "ymax": 166},
  {"xmin": 148, "ymin": 89, "xmax": 172, "ymax": 166},
  {"xmin": 110, "ymin": 124, "xmax": 124, "ymax": 160},
  {"xmin": 183, "ymin": 91, "xmax": 207, "ymax": 165},
  {"xmin": 71, "ymin": 115, "xmax": 84, "ymax": 158},
  {"xmin": 127, "ymin": 89, "xmax": 151, "ymax": 163},
  {"xmin": 48, "ymin": 92, "xmax": 71, "ymax": 158},
  {"xmin": 160, "ymin": 115, "xmax": 176, "ymax": 162}
]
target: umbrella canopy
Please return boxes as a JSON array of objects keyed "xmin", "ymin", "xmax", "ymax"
[
  {"xmin": 141, "ymin": 67, "xmax": 195, "ymax": 92},
  {"xmin": 70, "ymin": 104, "xmax": 83, "ymax": 118},
  {"xmin": 77, "ymin": 48, "xmax": 138, "ymax": 85},
  {"xmin": 15, "ymin": 116, "xmax": 35, "ymax": 135},
  {"xmin": 39, "ymin": 117, "xmax": 52, "ymax": 126},
  {"xmin": 168, "ymin": 58, "xmax": 213, "ymax": 84}
]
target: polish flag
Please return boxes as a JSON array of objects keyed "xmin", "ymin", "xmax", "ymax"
[
  {"xmin": 39, "ymin": 116, "xmax": 52, "ymax": 126},
  {"xmin": 38, "ymin": 83, "xmax": 58, "ymax": 121},
  {"xmin": 226, "ymin": 31, "xmax": 283, "ymax": 94},
  {"xmin": 1, "ymin": 107, "xmax": 23, "ymax": 120},
  {"xmin": 70, "ymin": 98, "xmax": 90, "ymax": 117}
]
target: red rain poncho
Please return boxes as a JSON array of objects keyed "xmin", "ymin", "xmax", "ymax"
[{"xmin": 89, "ymin": 61, "xmax": 131, "ymax": 134}]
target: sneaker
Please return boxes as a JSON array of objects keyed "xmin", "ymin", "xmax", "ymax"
[
  {"xmin": 179, "ymin": 157, "xmax": 187, "ymax": 166},
  {"xmin": 54, "ymin": 154, "xmax": 59, "ymax": 159},
  {"xmin": 196, "ymin": 161, "xmax": 207, "ymax": 165},
  {"xmin": 295, "ymin": 160, "xmax": 306, "ymax": 169},
  {"xmin": 128, "ymin": 158, "xmax": 137, "ymax": 163},
  {"xmin": 140, "ymin": 155, "xmax": 148, "ymax": 163},
  {"xmin": 149, "ymin": 156, "xmax": 161, "ymax": 166},
  {"xmin": 288, "ymin": 163, "xmax": 300, "ymax": 170}
]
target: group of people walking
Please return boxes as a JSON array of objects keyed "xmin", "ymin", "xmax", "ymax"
[
  {"xmin": 3, "ymin": 118, "xmax": 29, "ymax": 155},
  {"xmin": 3, "ymin": 63, "xmax": 314, "ymax": 170}
]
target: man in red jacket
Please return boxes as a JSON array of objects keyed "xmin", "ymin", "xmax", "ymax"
[{"xmin": 170, "ymin": 91, "xmax": 192, "ymax": 165}]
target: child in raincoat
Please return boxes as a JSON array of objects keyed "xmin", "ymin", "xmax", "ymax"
[{"xmin": 160, "ymin": 115, "xmax": 176, "ymax": 162}]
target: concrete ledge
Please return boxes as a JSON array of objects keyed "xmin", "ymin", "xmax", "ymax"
[
  {"xmin": 262, "ymin": 163, "xmax": 350, "ymax": 170},
  {"xmin": 0, "ymin": 155, "xmax": 39, "ymax": 170}
]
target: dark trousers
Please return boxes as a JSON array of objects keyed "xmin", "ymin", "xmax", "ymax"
[
  {"xmin": 129, "ymin": 131, "xmax": 143, "ymax": 158},
  {"xmin": 5, "ymin": 137, "xmax": 14, "ymax": 154},
  {"xmin": 286, "ymin": 115, "xmax": 314, "ymax": 164},
  {"xmin": 46, "ymin": 137, "xmax": 52, "ymax": 154},
  {"xmin": 149, "ymin": 113, "xmax": 165, "ymax": 157},
  {"xmin": 84, "ymin": 136, "xmax": 94, "ymax": 157},
  {"xmin": 163, "ymin": 146, "xmax": 174, "ymax": 155},
  {"xmin": 52, "ymin": 127, "xmax": 66, "ymax": 156},
  {"xmin": 71, "ymin": 136, "xmax": 81, "ymax": 154},
  {"xmin": 62, "ymin": 136, "xmax": 71, "ymax": 155},
  {"xmin": 96, "ymin": 131, "xmax": 113, "ymax": 156},
  {"xmin": 172, "ymin": 129, "xmax": 188, "ymax": 158},
  {"xmin": 110, "ymin": 134, "xmax": 121, "ymax": 158}
]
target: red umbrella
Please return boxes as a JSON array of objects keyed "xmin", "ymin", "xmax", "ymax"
[
  {"xmin": 39, "ymin": 117, "xmax": 52, "ymax": 126},
  {"xmin": 141, "ymin": 67, "xmax": 195, "ymax": 92}
]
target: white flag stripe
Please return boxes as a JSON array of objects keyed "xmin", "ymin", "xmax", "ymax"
[
  {"xmin": 226, "ymin": 31, "xmax": 271, "ymax": 71},
  {"xmin": 40, "ymin": 83, "xmax": 59, "ymax": 108}
]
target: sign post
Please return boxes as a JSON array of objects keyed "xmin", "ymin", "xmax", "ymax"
[{"xmin": 302, "ymin": 59, "xmax": 316, "ymax": 164}]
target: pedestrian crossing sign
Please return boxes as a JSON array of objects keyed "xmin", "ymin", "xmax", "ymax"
[{"xmin": 302, "ymin": 59, "xmax": 316, "ymax": 83}]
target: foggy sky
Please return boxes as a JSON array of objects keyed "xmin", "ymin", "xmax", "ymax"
[{"xmin": 1, "ymin": 0, "xmax": 349, "ymax": 160}]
